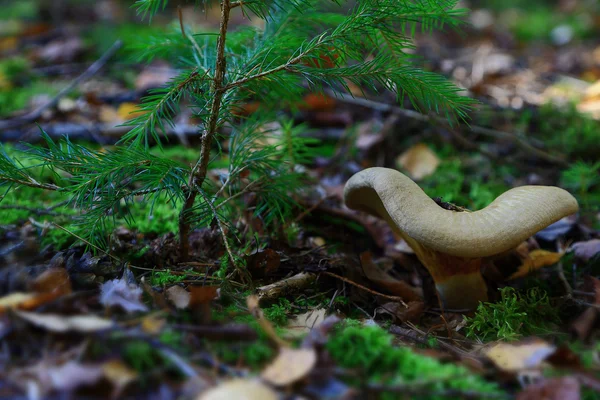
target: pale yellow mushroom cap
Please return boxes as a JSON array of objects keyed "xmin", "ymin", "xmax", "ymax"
[{"xmin": 344, "ymin": 167, "xmax": 579, "ymax": 259}]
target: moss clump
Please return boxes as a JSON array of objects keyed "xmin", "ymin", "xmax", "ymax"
[
  {"xmin": 466, "ymin": 287, "xmax": 559, "ymax": 341},
  {"xmin": 535, "ymin": 104, "xmax": 600, "ymax": 160},
  {"xmin": 149, "ymin": 269, "xmax": 186, "ymax": 286},
  {"xmin": 418, "ymin": 148, "xmax": 511, "ymax": 210},
  {"xmin": 211, "ymin": 304, "xmax": 276, "ymax": 368},
  {"xmin": 327, "ymin": 324, "xmax": 503, "ymax": 399}
]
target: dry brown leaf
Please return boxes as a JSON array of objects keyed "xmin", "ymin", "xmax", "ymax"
[
  {"xmin": 300, "ymin": 92, "xmax": 336, "ymax": 111},
  {"xmin": 31, "ymin": 268, "xmax": 72, "ymax": 296},
  {"xmin": 261, "ymin": 347, "xmax": 317, "ymax": 386},
  {"xmin": 16, "ymin": 311, "xmax": 114, "ymax": 333},
  {"xmin": 166, "ymin": 285, "xmax": 191, "ymax": 309},
  {"xmin": 508, "ymin": 249, "xmax": 564, "ymax": 280},
  {"xmin": 396, "ymin": 143, "xmax": 440, "ymax": 180},
  {"xmin": 485, "ymin": 340, "xmax": 556, "ymax": 372},
  {"xmin": 198, "ymin": 379, "xmax": 278, "ymax": 400}
]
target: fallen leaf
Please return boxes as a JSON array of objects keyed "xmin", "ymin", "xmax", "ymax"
[
  {"xmin": 140, "ymin": 314, "xmax": 166, "ymax": 335},
  {"xmin": 508, "ymin": 249, "xmax": 564, "ymax": 280},
  {"xmin": 31, "ymin": 267, "xmax": 72, "ymax": 297},
  {"xmin": 396, "ymin": 143, "xmax": 440, "ymax": 180},
  {"xmin": 261, "ymin": 347, "xmax": 317, "ymax": 386},
  {"xmin": 100, "ymin": 278, "xmax": 148, "ymax": 313},
  {"xmin": 246, "ymin": 248, "xmax": 281, "ymax": 277},
  {"xmin": 517, "ymin": 376, "xmax": 580, "ymax": 400},
  {"xmin": 485, "ymin": 340, "xmax": 556, "ymax": 372},
  {"xmin": 47, "ymin": 361, "xmax": 104, "ymax": 392},
  {"xmin": 16, "ymin": 311, "xmax": 113, "ymax": 333},
  {"xmin": 102, "ymin": 360, "xmax": 138, "ymax": 398},
  {"xmin": 117, "ymin": 102, "xmax": 146, "ymax": 121},
  {"xmin": 0, "ymin": 292, "xmax": 38, "ymax": 313},
  {"xmin": 572, "ymin": 239, "xmax": 600, "ymax": 263},
  {"xmin": 166, "ymin": 285, "xmax": 191, "ymax": 309},
  {"xmin": 198, "ymin": 379, "xmax": 278, "ymax": 400},
  {"xmin": 301, "ymin": 92, "xmax": 336, "ymax": 111},
  {"xmin": 98, "ymin": 105, "xmax": 119, "ymax": 123}
]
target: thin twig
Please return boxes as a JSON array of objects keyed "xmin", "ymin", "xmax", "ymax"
[
  {"xmin": 197, "ymin": 189, "xmax": 249, "ymax": 283},
  {"xmin": 51, "ymin": 222, "xmax": 121, "ymax": 263},
  {"xmin": 0, "ymin": 40, "xmax": 123, "ymax": 130},
  {"xmin": 0, "ymin": 204, "xmax": 68, "ymax": 217},
  {"xmin": 321, "ymin": 271, "xmax": 408, "ymax": 307},
  {"xmin": 326, "ymin": 89, "xmax": 568, "ymax": 167},
  {"xmin": 220, "ymin": 34, "xmax": 329, "ymax": 92}
]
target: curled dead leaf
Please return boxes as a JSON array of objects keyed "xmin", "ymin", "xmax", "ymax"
[
  {"xmin": 508, "ymin": 249, "xmax": 564, "ymax": 280},
  {"xmin": 261, "ymin": 347, "xmax": 317, "ymax": 386}
]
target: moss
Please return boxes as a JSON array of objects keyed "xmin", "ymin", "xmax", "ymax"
[
  {"xmin": 560, "ymin": 161, "xmax": 600, "ymax": 216},
  {"xmin": 465, "ymin": 287, "xmax": 560, "ymax": 342},
  {"xmin": 126, "ymin": 197, "xmax": 181, "ymax": 236},
  {"xmin": 263, "ymin": 298, "xmax": 292, "ymax": 326},
  {"xmin": 0, "ymin": 81, "xmax": 62, "ymax": 117},
  {"xmin": 535, "ymin": 104, "xmax": 600, "ymax": 160},
  {"xmin": 419, "ymin": 149, "xmax": 511, "ymax": 210},
  {"xmin": 149, "ymin": 269, "xmax": 186, "ymax": 286},
  {"xmin": 327, "ymin": 324, "xmax": 503, "ymax": 399},
  {"xmin": 0, "ymin": 0, "xmax": 38, "ymax": 20},
  {"xmin": 211, "ymin": 304, "xmax": 276, "ymax": 368}
]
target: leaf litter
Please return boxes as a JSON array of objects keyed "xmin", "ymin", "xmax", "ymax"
[{"xmin": 1, "ymin": 1, "xmax": 600, "ymax": 399}]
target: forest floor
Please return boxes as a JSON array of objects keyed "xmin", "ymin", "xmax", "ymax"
[{"xmin": 1, "ymin": 1, "xmax": 600, "ymax": 399}]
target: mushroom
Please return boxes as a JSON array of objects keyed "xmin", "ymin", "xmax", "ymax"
[{"xmin": 344, "ymin": 167, "xmax": 579, "ymax": 309}]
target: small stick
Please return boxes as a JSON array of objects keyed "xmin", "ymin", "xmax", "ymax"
[
  {"xmin": 321, "ymin": 271, "xmax": 408, "ymax": 307},
  {"xmin": 0, "ymin": 40, "xmax": 123, "ymax": 130},
  {"xmin": 326, "ymin": 89, "xmax": 568, "ymax": 167}
]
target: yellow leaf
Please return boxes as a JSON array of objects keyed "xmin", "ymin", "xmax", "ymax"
[
  {"xmin": 199, "ymin": 379, "xmax": 278, "ymax": 400},
  {"xmin": 117, "ymin": 102, "xmax": 146, "ymax": 121},
  {"xmin": 396, "ymin": 143, "xmax": 440, "ymax": 180},
  {"xmin": 485, "ymin": 340, "xmax": 556, "ymax": 372},
  {"xmin": 508, "ymin": 249, "xmax": 564, "ymax": 280}
]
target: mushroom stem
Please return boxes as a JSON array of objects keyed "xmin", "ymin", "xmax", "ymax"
[
  {"xmin": 435, "ymin": 271, "xmax": 488, "ymax": 310},
  {"xmin": 405, "ymin": 237, "xmax": 488, "ymax": 309}
]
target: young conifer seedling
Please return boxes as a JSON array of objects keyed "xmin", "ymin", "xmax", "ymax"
[{"xmin": 0, "ymin": 0, "xmax": 475, "ymax": 274}]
